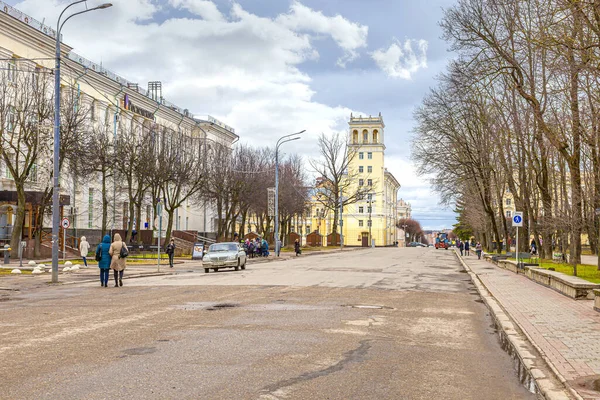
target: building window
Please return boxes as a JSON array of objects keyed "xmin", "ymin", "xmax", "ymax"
[
  {"xmin": 32, "ymin": 67, "xmax": 40, "ymax": 90},
  {"xmin": 88, "ymin": 188, "xmax": 94, "ymax": 228},
  {"xmin": 367, "ymin": 220, "xmax": 372, "ymax": 227},
  {"xmin": 359, "ymin": 152, "xmax": 364, "ymax": 160},
  {"xmin": 367, "ymin": 206, "xmax": 372, "ymax": 213},
  {"xmin": 27, "ymin": 163, "xmax": 37, "ymax": 183},
  {"xmin": 90, "ymin": 101, "xmax": 96, "ymax": 121},
  {"xmin": 359, "ymin": 166, "xmax": 363, "ymax": 173},
  {"xmin": 373, "ymin": 130, "xmax": 378, "ymax": 143},
  {"xmin": 506, "ymin": 210, "xmax": 512, "ymax": 218},
  {"xmin": 367, "ymin": 166, "xmax": 372, "ymax": 173},
  {"xmin": 359, "ymin": 179, "xmax": 364, "ymax": 186},
  {"xmin": 368, "ymin": 179, "xmax": 372, "ymax": 186},
  {"xmin": 367, "ymin": 193, "xmax": 373, "ymax": 200},
  {"xmin": 146, "ymin": 205, "xmax": 152, "ymax": 229},
  {"xmin": 7, "ymin": 58, "xmax": 16, "ymax": 82},
  {"xmin": 359, "ymin": 206, "xmax": 364, "ymax": 213},
  {"xmin": 359, "ymin": 220, "xmax": 364, "ymax": 227},
  {"xmin": 6, "ymin": 105, "xmax": 15, "ymax": 134},
  {"xmin": 506, "ymin": 198, "xmax": 511, "ymax": 206},
  {"xmin": 306, "ymin": 225, "xmax": 311, "ymax": 233},
  {"xmin": 363, "ymin": 130, "xmax": 368, "ymax": 142},
  {"xmin": 367, "ymin": 152, "xmax": 373, "ymax": 160},
  {"xmin": 352, "ymin": 130, "xmax": 358, "ymax": 144}
]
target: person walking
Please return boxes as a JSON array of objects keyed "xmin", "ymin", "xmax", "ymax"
[
  {"xmin": 294, "ymin": 239, "xmax": 301, "ymax": 256},
  {"xmin": 459, "ymin": 241, "xmax": 464, "ymax": 256},
  {"xmin": 262, "ymin": 238, "xmax": 269, "ymax": 257},
  {"xmin": 166, "ymin": 239, "xmax": 176, "ymax": 268},
  {"xmin": 475, "ymin": 242, "xmax": 483, "ymax": 259},
  {"xmin": 79, "ymin": 236, "xmax": 90, "ymax": 267},
  {"xmin": 109, "ymin": 233, "xmax": 128, "ymax": 287},
  {"xmin": 464, "ymin": 240, "xmax": 470, "ymax": 256},
  {"xmin": 95, "ymin": 235, "xmax": 111, "ymax": 287}
]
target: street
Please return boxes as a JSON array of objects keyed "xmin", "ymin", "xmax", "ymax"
[{"xmin": 0, "ymin": 248, "xmax": 537, "ymax": 399}]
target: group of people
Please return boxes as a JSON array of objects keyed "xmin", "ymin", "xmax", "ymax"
[
  {"xmin": 78, "ymin": 234, "xmax": 178, "ymax": 288},
  {"xmin": 457, "ymin": 239, "xmax": 483, "ymax": 259},
  {"xmin": 242, "ymin": 237, "xmax": 269, "ymax": 258}
]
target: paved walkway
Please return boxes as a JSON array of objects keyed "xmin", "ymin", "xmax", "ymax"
[{"xmin": 463, "ymin": 254, "xmax": 600, "ymax": 399}]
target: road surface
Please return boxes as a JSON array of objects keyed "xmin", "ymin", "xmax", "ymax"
[{"xmin": 0, "ymin": 248, "xmax": 537, "ymax": 399}]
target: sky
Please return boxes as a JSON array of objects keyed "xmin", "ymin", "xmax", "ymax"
[{"xmin": 7, "ymin": 0, "xmax": 458, "ymax": 230}]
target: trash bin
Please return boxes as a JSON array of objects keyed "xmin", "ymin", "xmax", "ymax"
[{"xmin": 3, "ymin": 244, "xmax": 10, "ymax": 265}]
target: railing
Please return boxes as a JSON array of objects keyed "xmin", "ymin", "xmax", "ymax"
[{"xmin": 0, "ymin": 1, "xmax": 61, "ymax": 41}]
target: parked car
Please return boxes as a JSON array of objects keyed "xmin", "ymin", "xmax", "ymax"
[
  {"xmin": 202, "ymin": 242, "xmax": 247, "ymax": 273},
  {"xmin": 407, "ymin": 242, "xmax": 427, "ymax": 247}
]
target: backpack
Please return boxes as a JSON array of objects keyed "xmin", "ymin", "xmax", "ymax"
[
  {"xmin": 95, "ymin": 245, "xmax": 102, "ymax": 262},
  {"xmin": 119, "ymin": 242, "xmax": 129, "ymax": 259}
]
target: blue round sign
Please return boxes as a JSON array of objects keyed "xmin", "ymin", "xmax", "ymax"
[{"xmin": 513, "ymin": 215, "xmax": 522, "ymax": 224}]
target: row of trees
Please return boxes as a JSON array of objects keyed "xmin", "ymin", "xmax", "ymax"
[
  {"xmin": 0, "ymin": 65, "xmax": 314, "ymax": 256},
  {"xmin": 413, "ymin": 0, "xmax": 600, "ymax": 271}
]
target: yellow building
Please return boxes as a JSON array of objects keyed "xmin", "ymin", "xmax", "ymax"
[{"xmin": 343, "ymin": 114, "xmax": 400, "ymax": 246}]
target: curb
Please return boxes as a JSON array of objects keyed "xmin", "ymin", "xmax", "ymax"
[{"xmin": 455, "ymin": 251, "xmax": 577, "ymax": 400}]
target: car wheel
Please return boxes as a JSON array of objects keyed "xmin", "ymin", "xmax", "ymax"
[
  {"xmin": 204, "ymin": 268, "xmax": 209, "ymax": 273},
  {"xmin": 235, "ymin": 260, "xmax": 240, "ymax": 271},
  {"xmin": 213, "ymin": 268, "xmax": 218, "ymax": 272},
  {"xmin": 241, "ymin": 259, "xmax": 246, "ymax": 270}
]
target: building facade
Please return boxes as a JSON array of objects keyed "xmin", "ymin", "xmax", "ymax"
[{"xmin": 0, "ymin": 3, "xmax": 236, "ymax": 247}]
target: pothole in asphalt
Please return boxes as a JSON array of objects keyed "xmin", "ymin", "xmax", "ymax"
[
  {"xmin": 459, "ymin": 270, "xmax": 468, "ymax": 273},
  {"xmin": 344, "ymin": 304, "xmax": 394, "ymax": 310},
  {"xmin": 123, "ymin": 347, "xmax": 157, "ymax": 356}
]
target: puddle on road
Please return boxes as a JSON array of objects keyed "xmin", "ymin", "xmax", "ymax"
[{"xmin": 174, "ymin": 302, "xmax": 329, "ymax": 312}]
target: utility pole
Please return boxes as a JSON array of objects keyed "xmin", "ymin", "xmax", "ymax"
[{"xmin": 51, "ymin": 0, "xmax": 112, "ymax": 284}]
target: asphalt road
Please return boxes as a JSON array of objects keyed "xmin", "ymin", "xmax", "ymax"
[{"xmin": 0, "ymin": 248, "xmax": 538, "ymax": 399}]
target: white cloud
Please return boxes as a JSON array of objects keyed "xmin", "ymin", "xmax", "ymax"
[
  {"xmin": 276, "ymin": 1, "xmax": 368, "ymax": 67},
  {"xmin": 170, "ymin": 0, "xmax": 224, "ymax": 22},
  {"xmin": 371, "ymin": 39, "xmax": 428, "ymax": 80}
]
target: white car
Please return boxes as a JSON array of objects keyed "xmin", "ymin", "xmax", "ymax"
[{"xmin": 202, "ymin": 242, "xmax": 247, "ymax": 273}]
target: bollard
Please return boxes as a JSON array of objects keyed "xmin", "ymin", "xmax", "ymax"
[{"xmin": 3, "ymin": 244, "xmax": 10, "ymax": 265}]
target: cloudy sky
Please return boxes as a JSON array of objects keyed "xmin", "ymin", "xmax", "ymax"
[{"xmin": 7, "ymin": 0, "xmax": 457, "ymax": 230}]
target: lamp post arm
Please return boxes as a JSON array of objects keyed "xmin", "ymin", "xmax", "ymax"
[
  {"xmin": 57, "ymin": 0, "xmax": 87, "ymax": 33},
  {"xmin": 60, "ymin": 6, "xmax": 108, "ymax": 34}
]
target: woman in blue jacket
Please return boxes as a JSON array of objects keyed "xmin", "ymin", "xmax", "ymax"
[{"xmin": 96, "ymin": 235, "xmax": 112, "ymax": 287}]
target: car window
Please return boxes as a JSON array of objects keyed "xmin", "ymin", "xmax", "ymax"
[{"xmin": 209, "ymin": 243, "xmax": 238, "ymax": 252}]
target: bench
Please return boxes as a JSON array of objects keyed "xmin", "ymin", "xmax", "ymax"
[
  {"xmin": 525, "ymin": 267, "xmax": 600, "ymax": 300},
  {"xmin": 498, "ymin": 259, "xmax": 518, "ymax": 273}
]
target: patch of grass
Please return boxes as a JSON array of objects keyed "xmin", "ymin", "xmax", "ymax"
[{"xmin": 0, "ymin": 269, "xmax": 31, "ymax": 275}]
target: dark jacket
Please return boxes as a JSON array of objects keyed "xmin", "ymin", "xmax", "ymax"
[
  {"xmin": 96, "ymin": 235, "xmax": 112, "ymax": 270},
  {"xmin": 166, "ymin": 243, "xmax": 175, "ymax": 255},
  {"xmin": 464, "ymin": 242, "xmax": 470, "ymax": 250}
]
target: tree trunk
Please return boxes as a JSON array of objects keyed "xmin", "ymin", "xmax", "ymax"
[{"xmin": 10, "ymin": 184, "xmax": 27, "ymax": 258}]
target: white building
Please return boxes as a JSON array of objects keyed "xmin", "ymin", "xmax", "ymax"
[{"xmin": 0, "ymin": 2, "xmax": 236, "ymax": 252}]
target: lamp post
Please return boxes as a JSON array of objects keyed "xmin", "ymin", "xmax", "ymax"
[
  {"xmin": 275, "ymin": 130, "xmax": 305, "ymax": 256},
  {"xmin": 52, "ymin": 1, "xmax": 112, "ymax": 284}
]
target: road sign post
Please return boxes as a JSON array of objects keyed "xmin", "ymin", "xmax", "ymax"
[
  {"xmin": 61, "ymin": 218, "xmax": 70, "ymax": 262},
  {"xmin": 512, "ymin": 212, "xmax": 523, "ymax": 266}
]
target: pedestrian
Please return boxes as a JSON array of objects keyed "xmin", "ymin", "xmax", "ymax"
[
  {"xmin": 475, "ymin": 242, "xmax": 482, "ymax": 259},
  {"xmin": 79, "ymin": 236, "xmax": 90, "ymax": 267},
  {"xmin": 294, "ymin": 239, "xmax": 301, "ymax": 256},
  {"xmin": 95, "ymin": 235, "xmax": 111, "ymax": 287},
  {"xmin": 530, "ymin": 239, "xmax": 537, "ymax": 256},
  {"xmin": 464, "ymin": 240, "xmax": 470, "ymax": 256},
  {"xmin": 248, "ymin": 240, "xmax": 255, "ymax": 258},
  {"xmin": 262, "ymin": 238, "xmax": 269, "ymax": 257},
  {"xmin": 166, "ymin": 238, "xmax": 176, "ymax": 268},
  {"xmin": 109, "ymin": 233, "xmax": 128, "ymax": 287},
  {"xmin": 459, "ymin": 241, "xmax": 464, "ymax": 256}
]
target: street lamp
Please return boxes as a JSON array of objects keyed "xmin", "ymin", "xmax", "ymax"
[
  {"xmin": 52, "ymin": 1, "xmax": 112, "ymax": 284},
  {"xmin": 274, "ymin": 130, "xmax": 305, "ymax": 256}
]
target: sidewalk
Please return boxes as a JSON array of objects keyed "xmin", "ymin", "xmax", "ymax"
[{"xmin": 461, "ymin": 253, "xmax": 600, "ymax": 400}]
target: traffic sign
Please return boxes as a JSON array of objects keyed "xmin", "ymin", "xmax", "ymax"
[
  {"xmin": 61, "ymin": 217, "xmax": 70, "ymax": 229},
  {"xmin": 512, "ymin": 212, "xmax": 523, "ymax": 227}
]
